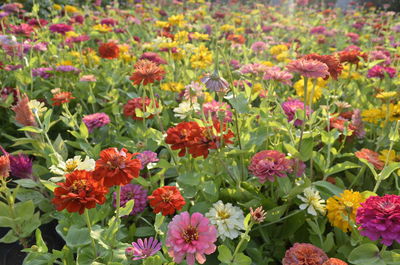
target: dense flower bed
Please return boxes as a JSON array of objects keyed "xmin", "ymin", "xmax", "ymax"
[{"xmin": 1, "ymin": 1, "xmax": 400, "ymax": 265}]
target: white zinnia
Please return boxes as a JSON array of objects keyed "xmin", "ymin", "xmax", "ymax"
[
  {"xmin": 50, "ymin": 156, "xmax": 95, "ymax": 175},
  {"xmin": 206, "ymin": 200, "xmax": 245, "ymax": 240},
  {"xmin": 173, "ymin": 101, "xmax": 200, "ymax": 119},
  {"xmin": 297, "ymin": 187, "xmax": 326, "ymax": 216}
]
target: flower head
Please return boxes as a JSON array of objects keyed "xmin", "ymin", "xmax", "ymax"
[
  {"xmin": 8, "ymin": 152, "xmax": 33, "ymax": 179},
  {"xmin": 302, "ymin": 54, "xmax": 343, "ymax": 80},
  {"xmin": 28, "ymin": 100, "xmax": 47, "ymax": 116},
  {"xmin": 52, "ymin": 170, "xmax": 108, "ymax": 214},
  {"xmin": 286, "ymin": 59, "xmax": 329, "ymax": 79},
  {"xmin": 166, "ymin": 212, "xmax": 217, "ymax": 265},
  {"xmin": 148, "ymin": 186, "xmax": 185, "ymax": 216},
  {"xmin": 93, "ymin": 148, "xmax": 141, "ymax": 187},
  {"xmin": 136, "ymin": 151, "xmax": 159, "ymax": 169},
  {"xmin": 202, "ymin": 100, "xmax": 233, "ymax": 123},
  {"xmin": 50, "ymin": 156, "xmax": 95, "ymax": 175},
  {"xmin": 82, "ymin": 112, "xmax": 110, "ymax": 133},
  {"xmin": 49, "ymin": 24, "xmax": 73, "ymax": 35},
  {"xmin": 51, "ymin": 92, "xmax": 75, "ymax": 106},
  {"xmin": 298, "ymin": 187, "xmax": 326, "ymax": 216},
  {"xmin": 0, "ymin": 155, "xmax": 10, "ymax": 179},
  {"xmin": 113, "ymin": 184, "xmax": 147, "ymax": 216},
  {"xmin": 355, "ymin": 148, "xmax": 384, "ymax": 170},
  {"xmin": 201, "ymin": 72, "xmax": 229, "ymax": 93},
  {"xmin": 98, "ymin": 42, "xmax": 120, "ymax": 59},
  {"xmin": 250, "ymin": 206, "xmax": 267, "ymax": 223},
  {"xmin": 323, "ymin": 258, "xmax": 348, "ymax": 265},
  {"xmin": 139, "ymin": 52, "xmax": 167, "ymax": 65},
  {"xmin": 282, "ymin": 243, "xmax": 329, "ymax": 265},
  {"xmin": 367, "ymin": 65, "xmax": 396, "ymax": 79},
  {"xmin": 338, "ymin": 49, "xmax": 367, "ymax": 65},
  {"xmin": 326, "ymin": 190, "xmax": 365, "ymax": 232},
  {"xmin": 263, "ymin": 68, "xmax": 293, "ymax": 85},
  {"xmin": 248, "ymin": 150, "xmax": 292, "ymax": 183},
  {"xmin": 126, "ymin": 237, "xmax": 162, "ymax": 260},
  {"xmin": 282, "ymin": 99, "xmax": 311, "ymax": 126},
  {"xmin": 130, "ymin": 60, "xmax": 165, "ymax": 85},
  {"xmin": 12, "ymin": 95, "xmax": 37, "ymax": 127},
  {"xmin": 123, "ymin": 97, "xmax": 158, "ymax": 120},
  {"xmin": 356, "ymin": 195, "xmax": 400, "ymax": 246},
  {"xmin": 206, "ymin": 200, "xmax": 245, "ymax": 240}
]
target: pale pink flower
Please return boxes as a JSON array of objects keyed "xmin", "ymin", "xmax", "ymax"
[{"xmin": 286, "ymin": 59, "xmax": 329, "ymax": 79}]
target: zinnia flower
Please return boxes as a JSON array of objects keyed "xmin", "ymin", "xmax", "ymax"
[
  {"xmin": 355, "ymin": 148, "xmax": 384, "ymax": 170},
  {"xmin": 82, "ymin": 112, "xmax": 110, "ymax": 132},
  {"xmin": 129, "ymin": 60, "xmax": 165, "ymax": 85},
  {"xmin": 0, "ymin": 146, "xmax": 33, "ymax": 179},
  {"xmin": 302, "ymin": 54, "xmax": 343, "ymax": 80},
  {"xmin": 49, "ymin": 24, "xmax": 73, "ymax": 35},
  {"xmin": 165, "ymin": 121, "xmax": 204, "ymax": 157},
  {"xmin": 125, "ymin": 237, "xmax": 162, "ymax": 260},
  {"xmin": 326, "ymin": 190, "xmax": 365, "ymax": 232},
  {"xmin": 263, "ymin": 68, "xmax": 293, "ymax": 85},
  {"xmin": 367, "ymin": 65, "xmax": 396, "ymax": 79},
  {"xmin": 50, "ymin": 156, "xmax": 95, "ymax": 175},
  {"xmin": 0, "ymin": 154, "xmax": 10, "ymax": 179},
  {"xmin": 205, "ymin": 200, "xmax": 245, "ymax": 240},
  {"xmin": 281, "ymin": 99, "xmax": 311, "ymax": 126},
  {"xmin": 250, "ymin": 206, "xmax": 267, "ymax": 223},
  {"xmin": 201, "ymin": 72, "xmax": 229, "ymax": 93},
  {"xmin": 282, "ymin": 243, "xmax": 329, "ymax": 265},
  {"xmin": 136, "ymin": 151, "xmax": 159, "ymax": 169},
  {"xmin": 356, "ymin": 195, "xmax": 400, "ymax": 246},
  {"xmin": 123, "ymin": 97, "xmax": 158, "ymax": 120},
  {"xmin": 286, "ymin": 59, "xmax": 329, "ymax": 79},
  {"xmin": 338, "ymin": 49, "xmax": 367, "ymax": 65},
  {"xmin": 298, "ymin": 187, "xmax": 326, "ymax": 216},
  {"xmin": 248, "ymin": 150, "xmax": 292, "ymax": 183},
  {"xmin": 52, "ymin": 170, "xmax": 108, "ymax": 214},
  {"xmin": 323, "ymin": 258, "xmax": 348, "ymax": 265},
  {"xmin": 148, "ymin": 186, "xmax": 186, "ymax": 216},
  {"xmin": 202, "ymin": 100, "xmax": 233, "ymax": 123},
  {"xmin": 113, "ymin": 184, "xmax": 147, "ymax": 216},
  {"xmin": 139, "ymin": 52, "xmax": 167, "ymax": 65},
  {"xmin": 12, "ymin": 95, "xmax": 37, "ymax": 127},
  {"xmin": 98, "ymin": 42, "xmax": 120, "ymax": 59},
  {"xmin": 93, "ymin": 148, "xmax": 141, "ymax": 187},
  {"xmin": 51, "ymin": 92, "xmax": 75, "ymax": 106},
  {"xmin": 166, "ymin": 212, "xmax": 217, "ymax": 265}
]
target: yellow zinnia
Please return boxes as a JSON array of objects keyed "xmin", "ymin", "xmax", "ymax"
[
  {"xmin": 190, "ymin": 45, "xmax": 212, "ymax": 69},
  {"xmin": 326, "ymin": 190, "xmax": 365, "ymax": 232},
  {"xmin": 293, "ymin": 78, "xmax": 325, "ymax": 103},
  {"xmin": 161, "ymin": 82, "xmax": 185, "ymax": 93}
]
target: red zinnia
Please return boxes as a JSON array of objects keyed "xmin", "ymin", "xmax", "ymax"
[
  {"xmin": 51, "ymin": 92, "xmax": 75, "ymax": 106},
  {"xmin": 93, "ymin": 147, "xmax": 141, "ymax": 187},
  {"xmin": 165, "ymin": 121, "xmax": 204, "ymax": 157},
  {"xmin": 148, "ymin": 186, "xmax": 185, "ymax": 216},
  {"xmin": 338, "ymin": 50, "xmax": 367, "ymax": 65},
  {"xmin": 303, "ymin": 53, "xmax": 343, "ymax": 80},
  {"xmin": 123, "ymin": 97, "xmax": 159, "ymax": 120},
  {"xmin": 355, "ymin": 148, "xmax": 384, "ymax": 170},
  {"xmin": 227, "ymin": 34, "xmax": 246, "ymax": 44},
  {"xmin": 129, "ymin": 60, "xmax": 165, "ymax": 85},
  {"xmin": 52, "ymin": 170, "xmax": 108, "ymax": 214},
  {"xmin": 98, "ymin": 42, "xmax": 120, "ymax": 59}
]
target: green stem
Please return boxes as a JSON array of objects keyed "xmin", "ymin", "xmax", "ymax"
[
  {"xmin": 115, "ymin": 186, "xmax": 121, "ymax": 221},
  {"xmin": 298, "ymin": 77, "xmax": 308, "ymax": 152},
  {"xmin": 232, "ymin": 222, "xmax": 253, "ymax": 258},
  {"xmin": 373, "ymin": 179, "xmax": 381, "ymax": 193},
  {"xmin": 84, "ymin": 210, "xmax": 97, "ymax": 257}
]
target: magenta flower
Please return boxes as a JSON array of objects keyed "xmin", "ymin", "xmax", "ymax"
[
  {"xmin": 82, "ymin": 112, "xmax": 110, "ymax": 133},
  {"xmin": 136, "ymin": 151, "xmax": 159, "ymax": 169},
  {"xmin": 281, "ymin": 99, "xmax": 311, "ymax": 126},
  {"xmin": 113, "ymin": 184, "xmax": 148, "ymax": 216},
  {"xmin": 139, "ymin": 52, "xmax": 167, "ymax": 65},
  {"xmin": 0, "ymin": 147, "xmax": 33, "ymax": 179},
  {"xmin": 248, "ymin": 150, "xmax": 292, "ymax": 183},
  {"xmin": 202, "ymin": 100, "xmax": 233, "ymax": 123},
  {"xmin": 356, "ymin": 195, "xmax": 400, "ymax": 246},
  {"xmin": 166, "ymin": 212, "xmax": 217, "ymax": 265},
  {"xmin": 49, "ymin": 24, "xmax": 73, "ymax": 35},
  {"xmin": 367, "ymin": 65, "xmax": 396, "ymax": 79},
  {"xmin": 125, "ymin": 237, "xmax": 161, "ymax": 260},
  {"xmin": 264, "ymin": 68, "xmax": 293, "ymax": 85},
  {"xmin": 286, "ymin": 59, "xmax": 329, "ymax": 79}
]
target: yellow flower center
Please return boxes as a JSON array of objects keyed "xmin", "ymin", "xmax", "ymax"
[
  {"xmin": 217, "ymin": 210, "xmax": 231, "ymax": 220},
  {"xmin": 65, "ymin": 161, "xmax": 79, "ymax": 172}
]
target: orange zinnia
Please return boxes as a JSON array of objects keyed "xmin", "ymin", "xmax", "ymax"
[
  {"xmin": 51, "ymin": 92, "xmax": 75, "ymax": 106},
  {"xmin": 98, "ymin": 42, "xmax": 120, "ymax": 59},
  {"xmin": 52, "ymin": 170, "xmax": 108, "ymax": 214},
  {"xmin": 0, "ymin": 155, "xmax": 10, "ymax": 179},
  {"xmin": 129, "ymin": 60, "xmax": 165, "ymax": 85},
  {"xmin": 93, "ymin": 147, "xmax": 141, "ymax": 187},
  {"xmin": 148, "ymin": 186, "xmax": 186, "ymax": 216},
  {"xmin": 338, "ymin": 50, "xmax": 367, "ymax": 65}
]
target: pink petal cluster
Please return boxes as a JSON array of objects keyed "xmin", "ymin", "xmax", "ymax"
[
  {"xmin": 264, "ymin": 67, "xmax": 293, "ymax": 85},
  {"xmin": 82, "ymin": 112, "xmax": 110, "ymax": 133},
  {"xmin": 367, "ymin": 65, "xmax": 396, "ymax": 79},
  {"xmin": 286, "ymin": 59, "xmax": 329, "ymax": 79},
  {"xmin": 166, "ymin": 212, "xmax": 217, "ymax": 265},
  {"xmin": 202, "ymin": 100, "xmax": 233, "ymax": 123},
  {"xmin": 356, "ymin": 195, "xmax": 400, "ymax": 246},
  {"xmin": 281, "ymin": 99, "xmax": 311, "ymax": 126},
  {"xmin": 248, "ymin": 150, "xmax": 292, "ymax": 183}
]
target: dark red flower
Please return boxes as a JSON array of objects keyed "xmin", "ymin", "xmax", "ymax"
[
  {"xmin": 52, "ymin": 170, "xmax": 108, "ymax": 214},
  {"xmin": 98, "ymin": 42, "xmax": 120, "ymax": 59},
  {"xmin": 129, "ymin": 60, "xmax": 165, "ymax": 85},
  {"xmin": 338, "ymin": 50, "xmax": 368, "ymax": 65},
  {"xmin": 148, "ymin": 186, "xmax": 185, "ymax": 216},
  {"xmin": 93, "ymin": 147, "xmax": 141, "ymax": 187},
  {"xmin": 303, "ymin": 53, "xmax": 343, "ymax": 80},
  {"xmin": 123, "ymin": 97, "xmax": 158, "ymax": 120}
]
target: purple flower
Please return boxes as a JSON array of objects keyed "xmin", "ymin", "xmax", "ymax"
[
  {"xmin": 369, "ymin": 50, "xmax": 391, "ymax": 66},
  {"xmin": 136, "ymin": 151, "xmax": 159, "ymax": 169},
  {"xmin": 112, "ymin": 184, "xmax": 147, "ymax": 216},
  {"xmin": 281, "ymin": 99, "xmax": 311, "ymax": 126},
  {"xmin": 49, "ymin": 24, "xmax": 73, "ymax": 35},
  {"xmin": 367, "ymin": 65, "xmax": 396, "ymax": 79},
  {"xmin": 356, "ymin": 195, "xmax": 400, "ymax": 246},
  {"xmin": 55, "ymin": 65, "xmax": 80, "ymax": 74},
  {"xmin": 251, "ymin": 41, "xmax": 267, "ymax": 53},
  {"xmin": 0, "ymin": 147, "xmax": 33, "ymax": 179},
  {"xmin": 125, "ymin": 237, "xmax": 161, "ymax": 260},
  {"xmin": 82, "ymin": 113, "xmax": 110, "ymax": 133},
  {"xmin": 32, "ymin": 67, "xmax": 53, "ymax": 79},
  {"xmin": 201, "ymin": 72, "xmax": 229, "ymax": 93}
]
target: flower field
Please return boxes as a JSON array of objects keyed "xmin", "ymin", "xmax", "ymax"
[{"xmin": 1, "ymin": 1, "xmax": 400, "ymax": 264}]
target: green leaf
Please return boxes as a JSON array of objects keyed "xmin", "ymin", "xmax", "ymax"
[
  {"xmin": 0, "ymin": 230, "xmax": 19, "ymax": 243},
  {"xmin": 265, "ymin": 205, "xmax": 287, "ymax": 222},
  {"xmin": 313, "ymin": 181, "xmax": 343, "ymax": 196},
  {"xmin": 217, "ymin": 245, "xmax": 233, "ymax": 264},
  {"xmin": 325, "ymin": 161, "xmax": 360, "ymax": 177},
  {"xmin": 40, "ymin": 180, "xmax": 58, "ymax": 192},
  {"xmin": 14, "ymin": 179, "xmax": 39, "ymax": 188},
  {"xmin": 243, "ymin": 213, "xmax": 251, "ymax": 230},
  {"xmin": 15, "ymin": 200, "xmax": 34, "ymax": 221},
  {"xmin": 65, "ymin": 225, "xmax": 91, "ymax": 248},
  {"xmin": 143, "ymin": 256, "xmax": 163, "ymax": 265},
  {"xmin": 119, "ymin": 199, "xmax": 135, "ymax": 217},
  {"xmin": 21, "ymin": 212, "xmax": 41, "ymax": 237},
  {"xmin": 177, "ymin": 172, "xmax": 200, "ymax": 186},
  {"xmin": 348, "ymin": 243, "xmax": 382, "ymax": 265},
  {"xmin": 79, "ymin": 122, "xmax": 89, "ymax": 139},
  {"xmin": 284, "ymin": 143, "xmax": 300, "ymax": 157},
  {"xmin": 379, "ymin": 162, "xmax": 400, "ymax": 181},
  {"xmin": 233, "ymin": 253, "xmax": 252, "ymax": 265},
  {"xmin": 203, "ymin": 181, "xmax": 218, "ymax": 202},
  {"xmin": 323, "ymin": 232, "xmax": 334, "ymax": 252},
  {"xmin": 228, "ymin": 93, "xmax": 250, "ymax": 114},
  {"xmin": 18, "ymin": 126, "xmax": 43, "ymax": 134},
  {"xmin": 299, "ymin": 137, "xmax": 314, "ymax": 161},
  {"xmin": 134, "ymin": 227, "xmax": 155, "ymax": 237},
  {"xmin": 358, "ymin": 158, "xmax": 379, "ymax": 180}
]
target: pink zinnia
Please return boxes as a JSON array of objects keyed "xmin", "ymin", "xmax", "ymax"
[
  {"xmin": 251, "ymin": 41, "xmax": 267, "ymax": 53},
  {"xmin": 355, "ymin": 148, "xmax": 384, "ymax": 170},
  {"xmin": 367, "ymin": 65, "xmax": 396, "ymax": 79},
  {"xmin": 356, "ymin": 195, "xmax": 400, "ymax": 246},
  {"xmin": 49, "ymin": 24, "xmax": 73, "ymax": 35},
  {"xmin": 281, "ymin": 99, "xmax": 311, "ymax": 126},
  {"xmin": 264, "ymin": 68, "xmax": 293, "ymax": 85},
  {"xmin": 82, "ymin": 113, "xmax": 110, "ymax": 133},
  {"xmin": 248, "ymin": 150, "xmax": 292, "ymax": 183},
  {"xmin": 166, "ymin": 212, "xmax": 217, "ymax": 265},
  {"xmin": 286, "ymin": 59, "xmax": 329, "ymax": 79},
  {"xmin": 202, "ymin": 100, "xmax": 233, "ymax": 123},
  {"xmin": 282, "ymin": 243, "xmax": 329, "ymax": 265}
]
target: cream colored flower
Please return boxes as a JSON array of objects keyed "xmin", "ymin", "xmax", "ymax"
[
  {"xmin": 298, "ymin": 187, "xmax": 326, "ymax": 216},
  {"xmin": 173, "ymin": 101, "xmax": 200, "ymax": 119},
  {"xmin": 50, "ymin": 156, "xmax": 95, "ymax": 175}
]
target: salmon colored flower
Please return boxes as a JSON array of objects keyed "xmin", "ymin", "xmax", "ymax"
[
  {"xmin": 0, "ymin": 155, "xmax": 10, "ymax": 179},
  {"xmin": 52, "ymin": 170, "xmax": 108, "ymax": 214},
  {"xmin": 323, "ymin": 258, "xmax": 348, "ymax": 265},
  {"xmin": 98, "ymin": 42, "xmax": 120, "ymax": 59},
  {"xmin": 148, "ymin": 186, "xmax": 186, "ymax": 216},
  {"xmin": 355, "ymin": 148, "xmax": 384, "ymax": 170},
  {"xmin": 286, "ymin": 59, "xmax": 329, "ymax": 79},
  {"xmin": 129, "ymin": 60, "xmax": 165, "ymax": 85},
  {"xmin": 12, "ymin": 95, "xmax": 37, "ymax": 127},
  {"xmin": 282, "ymin": 243, "xmax": 329, "ymax": 265},
  {"xmin": 93, "ymin": 147, "xmax": 141, "ymax": 187},
  {"xmin": 51, "ymin": 92, "xmax": 75, "ymax": 106}
]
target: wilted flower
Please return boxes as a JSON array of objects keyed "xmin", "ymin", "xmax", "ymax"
[
  {"xmin": 298, "ymin": 187, "xmax": 326, "ymax": 216},
  {"xmin": 201, "ymin": 72, "xmax": 229, "ymax": 93},
  {"xmin": 113, "ymin": 184, "xmax": 147, "ymax": 216},
  {"xmin": 206, "ymin": 200, "xmax": 245, "ymax": 240},
  {"xmin": 166, "ymin": 212, "xmax": 217, "ymax": 265},
  {"xmin": 126, "ymin": 237, "xmax": 162, "ymax": 260}
]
